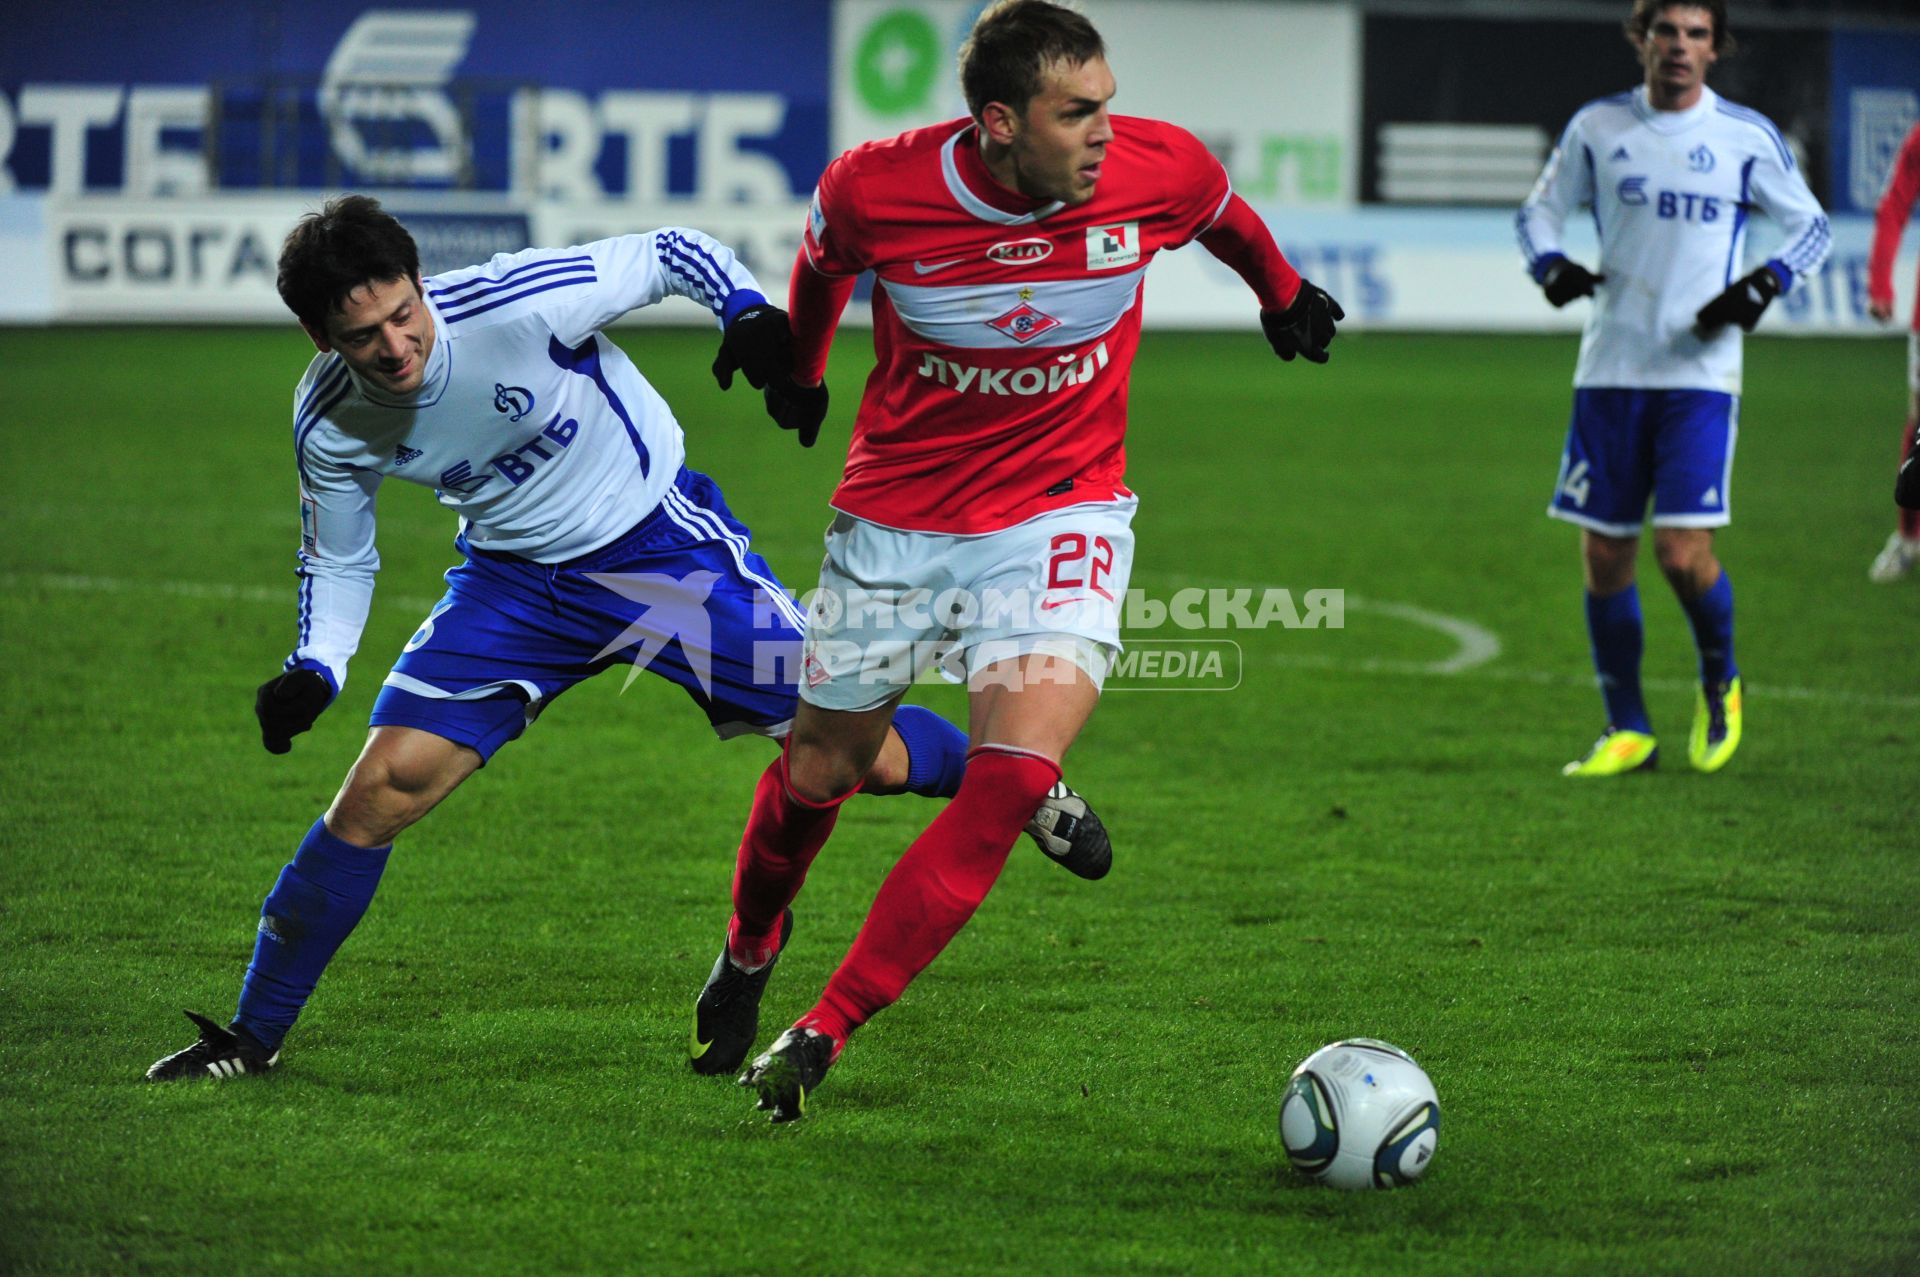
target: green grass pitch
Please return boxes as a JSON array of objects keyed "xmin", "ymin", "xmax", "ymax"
[{"xmin": 1, "ymin": 325, "xmax": 1915, "ymax": 1274}]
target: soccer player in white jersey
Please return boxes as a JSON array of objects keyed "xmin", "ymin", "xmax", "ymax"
[
  {"xmin": 721, "ymin": 0, "xmax": 1344, "ymax": 1120},
  {"xmin": 146, "ymin": 196, "xmax": 1103, "ymax": 1083},
  {"xmin": 1517, "ymin": 0, "xmax": 1829, "ymax": 777}
]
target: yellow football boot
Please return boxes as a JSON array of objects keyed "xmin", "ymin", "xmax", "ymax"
[
  {"xmin": 1562, "ymin": 728, "xmax": 1659, "ymax": 777},
  {"xmin": 1689, "ymin": 676, "xmax": 1742, "ymax": 773}
]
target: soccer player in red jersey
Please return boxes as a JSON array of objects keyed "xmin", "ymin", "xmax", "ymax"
[
  {"xmin": 710, "ymin": 0, "xmax": 1342, "ymax": 1120},
  {"xmin": 1867, "ymin": 120, "xmax": 1920, "ymax": 581}
]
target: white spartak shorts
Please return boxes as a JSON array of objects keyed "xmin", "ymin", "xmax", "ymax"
[{"xmin": 798, "ymin": 498, "xmax": 1139, "ymax": 712}]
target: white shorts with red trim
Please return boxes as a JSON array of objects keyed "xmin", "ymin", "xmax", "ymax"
[{"xmin": 797, "ymin": 499, "xmax": 1138, "ymax": 712}]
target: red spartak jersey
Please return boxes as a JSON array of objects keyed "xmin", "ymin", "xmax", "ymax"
[
  {"xmin": 1869, "ymin": 122, "xmax": 1920, "ymax": 332},
  {"xmin": 801, "ymin": 115, "xmax": 1232, "ymax": 534}
]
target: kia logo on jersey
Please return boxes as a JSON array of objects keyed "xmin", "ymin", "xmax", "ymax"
[
  {"xmin": 989, "ymin": 237, "xmax": 1054, "ymax": 264},
  {"xmin": 1086, "ymin": 222, "xmax": 1140, "ymax": 270}
]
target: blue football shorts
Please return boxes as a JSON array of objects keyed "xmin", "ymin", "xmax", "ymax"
[
  {"xmin": 1547, "ymin": 388, "xmax": 1739, "ymax": 536},
  {"xmin": 369, "ymin": 467, "xmax": 808, "ymax": 761}
]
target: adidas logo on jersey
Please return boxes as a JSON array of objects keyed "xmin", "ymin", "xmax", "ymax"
[
  {"xmin": 916, "ymin": 341, "xmax": 1110, "ymax": 396},
  {"xmin": 1701, "ymin": 486, "xmax": 1720, "ymax": 506},
  {"xmin": 1610, "ymin": 145, "xmax": 1631, "ymax": 161},
  {"xmin": 394, "ymin": 443, "xmax": 424, "ymax": 465}
]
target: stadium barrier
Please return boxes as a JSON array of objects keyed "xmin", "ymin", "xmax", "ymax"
[{"xmin": 1, "ymin": 192, "xmax": 1903, "ymax": 335}]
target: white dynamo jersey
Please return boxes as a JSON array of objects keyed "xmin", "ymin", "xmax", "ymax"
[
  {"xmin": 1517, "ymin": 85, "xmax": 1830, "ymax": 393},
  {"xmin": 288, "ymin": 229, "xmax": 766, "ymax": 690}
]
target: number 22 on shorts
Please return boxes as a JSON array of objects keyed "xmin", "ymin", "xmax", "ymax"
[{"xmin": 1046, "ymin": 532, "xmax": 1115, "ymax": 601}]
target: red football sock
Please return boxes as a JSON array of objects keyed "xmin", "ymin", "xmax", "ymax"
[
  {"xmin": 728, "ymin": 749, "xmax": 856, "ymax": 968},
  {"xmin": 1900, "ymin": 417, "xmax": 1920, "ymax": 541},
  {"xmin": 800, "ymin": 746, "xmax": 1061, "ymax": 1043}
]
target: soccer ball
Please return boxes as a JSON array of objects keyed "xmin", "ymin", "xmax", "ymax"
[{"xmin": 1279, "ymin": 1038, "xmax": 1441, "ymax": 1190}]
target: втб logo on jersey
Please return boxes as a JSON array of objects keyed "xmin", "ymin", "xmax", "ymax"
[
  {"xmin": 435, "ymin": 411, "xmax": 580, "ymax": 495},
  {"xmin": 1618, "ymin": 176, "xmax": 1650, "ymax": 205},
  {"xmin": 917, "ymin": 341, "xmax": 1110, "ymax": 395},
  {"xmin": 989, "ymin": 238, "xmax": 1054, "ymax": 265},
  {"xmin": 494, "ymin": 384, "xmax": 535, "ymax": 421},
  {"xmin": 438, "ymin": 461, "xmax": 490, "ymax": 496}
]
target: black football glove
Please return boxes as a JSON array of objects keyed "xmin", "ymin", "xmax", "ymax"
[
  {"xmin": 1260, "ymin": 280, "xmax": 1345, "ymax": 364},
  {"xmin": 762, "ymin": 379, "xmax": 828, "ymax": 448},
  {"xmin": 1541, "ymin": 258, "xmax": 1604, "ymax": 308},
  {"xmin": 254, "ymin": 668, "xmax": 332, "ymax": 755},
  {"xmin": 1898, "ymin": 449, "xmax": 1920, "ymax": 512},
  {"xmin": 712, "ymin": 303, "xmax": 794, "ymax": 392},
  {"xmin": 1694, "ymin": 266, "xmax": 1783, "ymax": 336}
]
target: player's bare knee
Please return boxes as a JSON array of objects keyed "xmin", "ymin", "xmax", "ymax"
[
  {"xmin": 324, "ymin": 759, "xmax": 413, "ymax": 844},
  {"xmin": 1653, "ymin": 531, "xmax": 1715, "ymax": 595},
  {"xmin": 784, "ymin": 741, "xmax": 868, "ymax": 805},
  {"xmin": 859, "ymin": 729, "xmax": 912, "ymax": 796},
  {"xmin": 327, "ymin": 732, "xmax": 469, "ymax": 844},
  {"xmin": 323, "ymin": 778, "xmax": 406, "ymax": 846},
  {"xmin": 1581, "ymin": 541, "xmax": 1637, "ymax": 595}
]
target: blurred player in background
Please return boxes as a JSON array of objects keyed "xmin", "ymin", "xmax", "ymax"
[
  {"xmin": 715, "ymin": 0, "xmax": 1343, "ymax": 1121},
  {"xmin": 1866, "ymin": 119, "xmax": 1920, "ymax": 582},
  {"xmin": 147, "ymin": 196, "xmax": 1101, "ymax": 1083},
  {"xmin": 1517, "ymin": 0, "xmax": 1829, "ymax": 777}
]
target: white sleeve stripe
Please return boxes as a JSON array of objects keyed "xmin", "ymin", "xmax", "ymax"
[
  {"xmin": 799, "ymin": 238, "xmax": 858, "ymax": 278},
  {"xmin": 1195, "ymin": 181, "xmax": 1234, "ymax": 236}
]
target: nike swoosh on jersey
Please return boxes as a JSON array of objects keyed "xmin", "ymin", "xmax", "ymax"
[{"xmin": 912, "ymin": 257, "xmax": 968, "ymax": 275}]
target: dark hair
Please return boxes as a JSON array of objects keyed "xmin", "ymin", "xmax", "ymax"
[
  {"xmin": 958, "ymin": 0, "xmax": 1105, "ymax": 121},
  {"xmin": 276, "ymin": 194, "xmax": 420, "ymax": 330},
  {"xmin": 1625, "ymin": 0, "xmax": 1735, "ymax": 56}
]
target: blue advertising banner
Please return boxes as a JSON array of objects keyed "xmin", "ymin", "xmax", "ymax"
[
  {"xmin": 1829, "ymin": 27, "xmax": 1920, "ymax": 215},
  {"xmin": 0, "ymin": 1, "xmax": 831, "ymax": 200}
]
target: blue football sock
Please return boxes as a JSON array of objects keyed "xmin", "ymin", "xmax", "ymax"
[
  {"xmin": 891, "ymin": 704, "xmax": 968, "ymax": 798},
  {"xmin": 234, "ymin": 818, "xmax": 392, "ymax": 1052},
  {"xmin": 1585, "ymin": 586, "xmax": 1652, "ymax": 733},
  {"xmin": 1680, "ymin": 570, "xmax": 1737, "ymax": 688}
]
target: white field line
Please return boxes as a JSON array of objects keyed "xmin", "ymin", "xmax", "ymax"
[
  {"xmin": 0, "ymin": 571, "xmax": 445, "ymax": 616},
  {"xmin": 1135, "ymin": 573, "xmax": 1920, "ymax": 711},
  {"xmin": 7, "ymin": 570, "xmax": 1914, "ymax": 710}
]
